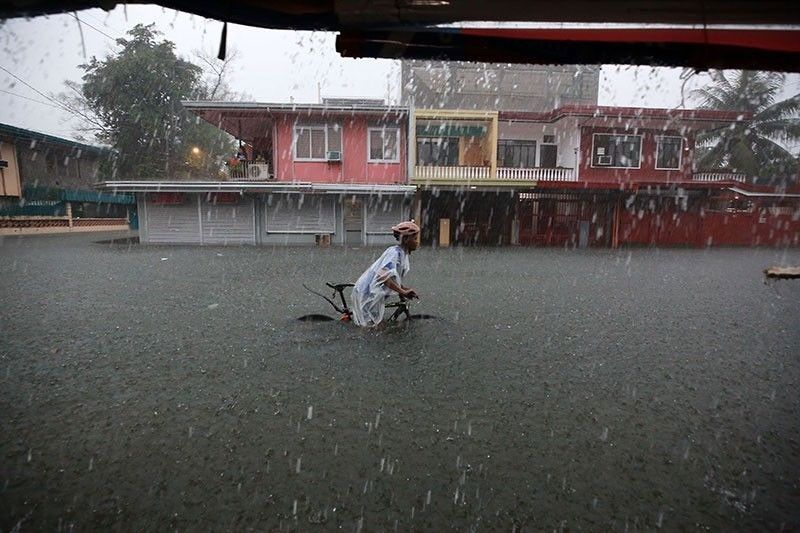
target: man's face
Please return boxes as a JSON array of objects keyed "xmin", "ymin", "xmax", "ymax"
[{"xmin": 405, "ymin": 232, "xmax": 420, "ymax": 251}]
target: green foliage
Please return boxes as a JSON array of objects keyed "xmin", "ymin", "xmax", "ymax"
[
  {"xmin": 692, "ymin": 71, "xmax": 800, "ymax": 185},
  {"xmin": 78, "ymin": 24, "xmax": 234, "ymax": 179}
]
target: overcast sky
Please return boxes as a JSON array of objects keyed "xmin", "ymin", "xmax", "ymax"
[{"xmin": 1, "ymin": 6, "xmax": 798, "ymax": 143}]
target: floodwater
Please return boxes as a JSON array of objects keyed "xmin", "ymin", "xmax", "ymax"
[{"xmin": 1, "ymin": 233, "xmax": 799, "ymax": 531}]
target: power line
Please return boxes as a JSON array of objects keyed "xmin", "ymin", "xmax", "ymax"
[
  {"xmin": 0, "ymin": 88, "xmax": 62, "ymax": 109},
  {"xmin": 82, "ymin": 11, "xmax": 125, "ymax": 38},
  {"xmin": 0, "ymin": 65, "xmax": 104, "ymax": 129},
  {"xmin": 73, "ymin": 13, "xmax": 118, "ymax": 42}
]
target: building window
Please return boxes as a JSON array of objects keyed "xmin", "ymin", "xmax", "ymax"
[
  {"xmin": 416, "ymin": 137, "xmax": 459, "ymax": 166},
  {"xmin": 294, "ymin": 124, "xmax": 341, "ymax": 161},
  {"xmin": 368, "ymin": 127, "xmax": 400, "ymax": 163},
  {"xmin": 591, "ymin": 134, "xmax": 641, "ymax": 168},
  {"xmin": 498, "ymin": 140, "xmax": 536, "ymax": 168},
  {"xmin": 656, "ymin": 136, "xmax": 682, "ymax": 170}
]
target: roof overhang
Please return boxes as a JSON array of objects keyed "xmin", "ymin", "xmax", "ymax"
[
  {"xmin": 96, "ymin": 181, "xmax": 416, "ymax": 195},
  {"xmin": 727, "ymin": 186, "xmax": 800, "ymax": 198},
  {"xmin": 4, "ymin": 2, "xmax": 800, "ymax": 71},
  {"xmin": 535, "ymin": 180, "xmax": 745, "ymax": 192},
  {"xmin": 499, "ymin": 106, "xmax": 750, "ymax": 131},
  {"xmin": 0, "ymin": 122, "xmax": 111, "ymax": 156},
  {"xmin": 183, "ymin": 101, "xmax": 410, "ymax": 140},
  {"xmin": 337, "ymin": 25, "xmax": 800, "ymax": 73},
  {"xmin": 6, "ymin": 2, "xmax": 800, "ymax": 32}
]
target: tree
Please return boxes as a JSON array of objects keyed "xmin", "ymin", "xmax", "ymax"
[
  {"xmin": 68, "ymin": 24, "xmax": 234, "ymax": 180},
  {"xmin": 691, "ymin": 70, "xmax": 800, "ymax": 185}
]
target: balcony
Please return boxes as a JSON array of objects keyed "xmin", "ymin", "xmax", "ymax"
[
  {"xmin": 497, "ymin": 167, "xmax": 576, "ymax": 182},
  {"xmin": 414, "ymin": 166, "xmax": 490, "ymax": 182},
  {"xmin": 413, "ymin": 165, "xmax": 577, "ymax": 185},
  {"xmin": 227, "ymin": 162, "xmax": 272, "ymax": 181},
  {"xmin": 693, "ymin": 171, "xmax": 747, "ymax": 182}
]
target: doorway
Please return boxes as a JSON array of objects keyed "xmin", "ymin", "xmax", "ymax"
[
  {"xmin": 343, "ymin": 198, "xmax": 363, "ymax": 245},
  {"xmin": 540, "ymin": 144, "xmax": 557, "ymax": 168}
]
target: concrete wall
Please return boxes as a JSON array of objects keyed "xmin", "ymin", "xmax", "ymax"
[{"xmin": 401, "ymin": 61, "xmax": 599, "ymax": 111}]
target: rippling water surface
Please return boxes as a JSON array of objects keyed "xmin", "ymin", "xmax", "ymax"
[{"xmin": 1, "ymin": 233, "xmax": 799, "ymax": 530}]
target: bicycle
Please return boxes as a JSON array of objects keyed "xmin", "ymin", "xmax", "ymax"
[{"xmin": 298, "ymin": 282, "xmax": 436, "ymax": 323}]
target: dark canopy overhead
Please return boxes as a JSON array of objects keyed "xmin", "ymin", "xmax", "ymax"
[
  {"xmin": 3, "ymin": 0, "xmax": 800, "ymax": 71},
  {"xmin": 5, "ymin": 1, "xmax": 800, "ymax": 30}
]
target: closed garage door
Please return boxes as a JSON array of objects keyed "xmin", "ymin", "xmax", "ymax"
[
  {"xmin": 144, "ymin": 195, "xmax": 201, "ymax": 244},
  {"xmin": 365, "ymin": 196, "xmax": 406, "ymax": 244},
  {"xmin": 201, "ymin": 194, "xmax": 256, "ymax": 244},
  {"xmin": 265, "ymin": 194, "xmax": 336, "ymax": 234}
]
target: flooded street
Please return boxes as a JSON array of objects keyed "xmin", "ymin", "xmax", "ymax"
[{"xmin": 1, "ymin": 233, "xmax": 799, "ymax": 531}]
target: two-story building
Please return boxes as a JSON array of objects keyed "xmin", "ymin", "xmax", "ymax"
[
  {"xmin": 103, "ymin": 101, "xmax": 414, "ymax": 245},
  {"xmin": 411, "ymin": 105, "xmax": 800, "ymax": 248},
  {"xmin": 100, "ymin": 99, "xmax": 799, "ymax": 248}
]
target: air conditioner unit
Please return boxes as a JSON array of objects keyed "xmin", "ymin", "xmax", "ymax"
[
  {"xmin": 326, "ymin": 150, "xmax": 342, "ymax": 162},
  {"xmin": 596, "ymin": 155, "xmax": 613, "ymax": 166},
  {"xmin": 246, "ymin": 163, "xmax": 271, "ymax": 181}
]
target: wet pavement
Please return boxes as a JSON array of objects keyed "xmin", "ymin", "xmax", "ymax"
[{"xmin": 1, "ymin": 232, "xmax": 799, "ymax": 531}]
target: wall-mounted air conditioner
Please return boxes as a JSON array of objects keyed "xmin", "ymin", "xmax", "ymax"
[
  {"xmin": 326, "ymin": 151, "xmax": 342, "ymax": 162},
  {"xmin": 246, "ymin": 163, "xmax": 272, "ymax": 180}
]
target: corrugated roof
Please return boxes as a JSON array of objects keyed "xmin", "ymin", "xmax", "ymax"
[
  {"xmin": 97, "ymin": 181, "xmax": 416, "ymax": 195},
  {"xmin": 0, "ymin": 123, "xmax": 111, "ymax": 156},
  {"xmin": 182, "ymin": 101, "xmax": 409, "ymax": 115},
  {"xmin": 498, "ymin": 105, "xmax": 751, "ymax": 123}
]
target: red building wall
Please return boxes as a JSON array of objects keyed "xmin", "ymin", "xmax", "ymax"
[
  {"xmin": 619, "ymin": 204, "xmax": 800, "ymax": 247},
  {"xmin": 273, "ymin": 115, "xmax": 406, "ymax": 184},
  {"xmin": 579, "ymin": 127, "xmax": 696, "ymax": 183}
]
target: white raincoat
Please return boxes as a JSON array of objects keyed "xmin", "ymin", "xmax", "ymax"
[{"xmin": 351, "ymin": 245, "xmax": 410, "ymax": 327}]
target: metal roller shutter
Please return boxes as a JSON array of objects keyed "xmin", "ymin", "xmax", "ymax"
[
  {"xmin": 201, "ymin": 196, "xmax": 256, "ymax": 244},
  {"xmin": 145, "ymin": 197, "xmax": 201, "ymax": 244},
  {"xmin": 365, "ymin": 196, "xmax": 405, "ymax": 234},
  {"xmin": 265, "ymin": 194, "xmax": 335, "ymax": 233}
]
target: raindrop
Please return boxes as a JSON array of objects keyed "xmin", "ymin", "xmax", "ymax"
[{"xmin": 307, "ymin": 406, "xmax": 313, "ymax": 420}]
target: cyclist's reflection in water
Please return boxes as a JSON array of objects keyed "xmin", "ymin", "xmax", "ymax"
[{"xmin": 350, "ymin": 220, "xmax": 420, "ymax": 327}]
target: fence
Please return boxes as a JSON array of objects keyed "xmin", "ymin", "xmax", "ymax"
[
  {"xmin": 414, "ymin": 166, "xmax": 490, "ymax": 181},
  {"xmin": 497, "ymin": 167, "xmax": 576, "ymax": 181}
]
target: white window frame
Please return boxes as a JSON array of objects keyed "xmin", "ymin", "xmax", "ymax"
[
  {"xmin": 367, "ymin": 127, "xmax": 401, "ymax": 163},
  {"xmin": 293, "ymin": 124, "xmax": 341, "ymax": 162},
  {"xmin": 590, "ymin": 133, "xmax": 643, "ymax": 169},
  {"xmin": 655, "ymin": 135, "xmax": 683, "ymax": 171}
]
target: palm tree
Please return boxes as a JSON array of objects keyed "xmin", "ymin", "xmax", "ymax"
[{"xmin": 691, "ymin": 70, "xmax": 800, "ymax": 185}]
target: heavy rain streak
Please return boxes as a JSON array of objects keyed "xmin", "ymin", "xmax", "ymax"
[{"xmin": 1, "ymin": 7, "xmax": 800, "ymax": 532}]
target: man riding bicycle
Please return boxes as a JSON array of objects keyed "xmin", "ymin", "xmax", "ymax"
[{"xmin": 350, "ymin": 220, "xmax": 420, "ymax": 327}]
